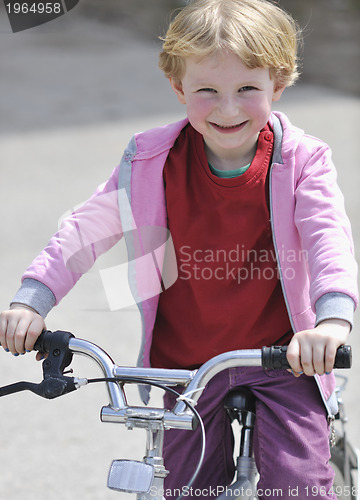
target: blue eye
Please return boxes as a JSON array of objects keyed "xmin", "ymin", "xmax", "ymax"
[
  {"xmin": 197, "ymin": 88, "xmax": 217, "ymax": 93},
  {"xmin": 239, "ymin": 86, "xmax": 256, "ymax": 92}
]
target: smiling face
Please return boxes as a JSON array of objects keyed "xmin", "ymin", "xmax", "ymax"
[{"xmin": 170, "ymin": 50, "xmax": 285, "ymax": 169}]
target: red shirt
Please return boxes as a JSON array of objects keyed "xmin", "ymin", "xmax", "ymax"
[{"xmin": 150, "ymin": 124, "xmax": 292, "ymax": 369}]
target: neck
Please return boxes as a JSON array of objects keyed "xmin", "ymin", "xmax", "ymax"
[
  {"xmin": 204, "ymin": 136, "xmax": 258, "ymax": 171},
  {"xmin": 205, "ymin": 146, "xmax": 256, "ymax": 171}
]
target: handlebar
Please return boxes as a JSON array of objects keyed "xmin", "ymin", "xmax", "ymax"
[
  {"xmin": 34, "ymin": 330, "xmax": 352, "ymax": 370},
  {"xmin": 261, "ymin": 344, "xmax": 352, "ymax": 370},
  {"xmin": 0, "ymin": 330, "xmax": 353, "ymax": 430}
]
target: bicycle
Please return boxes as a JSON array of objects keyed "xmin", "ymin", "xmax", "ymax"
[{"xmin": 0, "ymin": 330, "xmax": 358, "ymax": 500}]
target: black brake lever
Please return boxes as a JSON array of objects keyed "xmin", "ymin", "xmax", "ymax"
[
  {"xmin": 0, "ymin": 378, "xmax": 75, "ymax": 399},
  {"xmin": 0, "ymin": 330, "xmax": 77, "ymax": 399},
  {"xmin": 38, "ymin": 330, "xmax": 77, "ymax": 398}
]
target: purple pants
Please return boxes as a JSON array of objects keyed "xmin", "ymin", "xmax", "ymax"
[{"xmin": 163, "ymin": 367, "xmax": 337, "ymax": 500}]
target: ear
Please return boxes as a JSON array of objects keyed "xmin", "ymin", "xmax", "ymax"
[
  {"xmin": 272, "ymin": 84, "xmax": 286, "ymax": 102},
  {"xmin": 169, "ymin": 77, "xmax": 187, "ymax": 104}
]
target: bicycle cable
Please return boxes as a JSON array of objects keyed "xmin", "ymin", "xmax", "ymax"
[{"xmin": 86, "ymin": 376, "xmax": 206, "ymax": 500}]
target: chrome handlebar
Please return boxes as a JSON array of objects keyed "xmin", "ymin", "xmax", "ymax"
[
  {"xmin": 69, "ymin": 337, "xmax": 263, "ymax": 430},
  {"xmin": 1, "ymin": 330, "xmax": 350, "ymax": 432}
]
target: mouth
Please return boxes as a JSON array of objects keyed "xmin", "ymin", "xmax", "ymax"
[{"xmin": 210, "ymin": 121, "xmax": 248, "ymax": 133}]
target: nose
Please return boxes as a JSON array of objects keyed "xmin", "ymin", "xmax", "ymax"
[{"xmin": 218, "ymin": 95, "xmax": 240, "ymax": 120}]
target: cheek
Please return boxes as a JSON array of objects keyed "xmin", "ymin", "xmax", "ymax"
[
  {"xmin": 186, "ymin": 96, "xmax": 214, "ymax": 121},
  {"xmin": 243, "ymin": 95, "xmax": 272, "ymax": 121}
]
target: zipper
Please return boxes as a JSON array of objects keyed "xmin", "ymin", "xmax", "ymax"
[
  {"xmin": 268, "ymin": 164, "xmax": 296, "ymax": 333},
  {"xmin": 268, "ymin": 163, "xmax": 334, "ymax": 417}
]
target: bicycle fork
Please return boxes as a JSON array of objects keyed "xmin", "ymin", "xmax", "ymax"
[{"xmin": 140, "ymin": 425, "xmax": 169, "ymax": 500}]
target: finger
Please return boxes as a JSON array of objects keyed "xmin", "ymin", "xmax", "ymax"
[
  {"xmin": 13, "ymin": 317, "xmax": 32, "ymax": 354},
  {"xmin": 299, "ymin": 342, "xmax": 315, "ymax": 376},
  {"xmin": 36, "ymin": 352, "xmax": 48, "ymax": 362},
  {"xmin": 324, "ymin": 343, "xmax": 338, "ymax": 375},
  {"xmin": 24, "ymin": 317, "xmax": 45, "ymax": 352},
  {"xmin": 286, "ymin": 368, "xmax": 302, "ymax": 378},
  {"xmin": 312, "ymin": 343, "xmax": 327, "ymax": 375},
  {"xmin": 286, "ymin": 337, "xmax": 303, "ymax": 375},
  {"xmin": 4, "ymin": 315, "xmax": 21, "ymax": 354},
  {"xmin": 0, "ymin": 313, "xmax": 10, "ymax": 351}
]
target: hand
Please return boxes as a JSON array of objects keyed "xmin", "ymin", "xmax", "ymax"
[
  {"xmin": 286, "ymin": 319, "xmax": 350, "ymax": 377},
  {"xmin": 0, "ymin": 305, "xmax": 46, "ymax": 359}
]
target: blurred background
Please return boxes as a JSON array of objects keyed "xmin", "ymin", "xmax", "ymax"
[
  {"xmin": 0, "ymin": 0, "xmax": 359, "ymax": 135},
  {"xmin": 76, "ymin": 0, "xmax": 360, "ymax": 95},
  {"xmin": 0, "ymin": 1, "xmax": 359, "ymax": 499}
]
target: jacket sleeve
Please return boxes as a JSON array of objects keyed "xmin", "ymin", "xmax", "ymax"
[
  {"xmin": 11, "ymin": 164, "xmax": 123, "ymax": 316},
  {"xmin": 294, "ymin": 142, "xmax": 358, "ymax": 324},
  {"xmin": 315, "ymin": 292, "xmax": 356, "ymax": 329}
]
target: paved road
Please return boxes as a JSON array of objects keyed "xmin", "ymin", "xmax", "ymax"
[{"xmin": 0, "ymin": 10, "xmax": 359, "ymax": 500}]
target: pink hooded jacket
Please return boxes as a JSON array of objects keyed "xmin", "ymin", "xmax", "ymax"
[{"xmin": 14, "ymin": 111, "xmax": 358, "ymax": 414}]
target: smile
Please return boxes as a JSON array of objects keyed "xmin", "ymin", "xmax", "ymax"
[{"xmin": 210, "ymin": 121, "xmax": 248, "ymax": 133}]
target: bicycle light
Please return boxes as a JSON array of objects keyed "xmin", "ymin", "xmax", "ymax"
[{"xmin": 107, "ymin": 460, "xmax": 155, "ymax": 494}]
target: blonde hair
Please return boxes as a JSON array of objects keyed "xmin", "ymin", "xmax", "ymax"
[{"xmin": 159, "ymin": 0, "xmax": 301, "ymax": 87}]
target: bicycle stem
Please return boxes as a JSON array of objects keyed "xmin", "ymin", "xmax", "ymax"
[{"xmin": 173, "ymin": 350, "xmax": 263, "ymax": 415}]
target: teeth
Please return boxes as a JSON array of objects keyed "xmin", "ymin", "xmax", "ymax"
[{"xmin": 216, "ymin": 123, "xmax": 241, "ymax": 129}]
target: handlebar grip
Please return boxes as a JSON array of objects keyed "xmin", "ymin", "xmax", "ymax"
[
  {"xmin": 333, "ymin": 345, "xmax": 352, "ymax": 369},
  {"xmin": 34, "ymin": 330, "xmax": 54, "ymax": 352},
  {"xmin": 262, "ymin": 345, "xmax": 352, "ymax": 371},
  {"xmin": 34, "ymin": 330, "xmax": 74, "ymax": 354}
]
